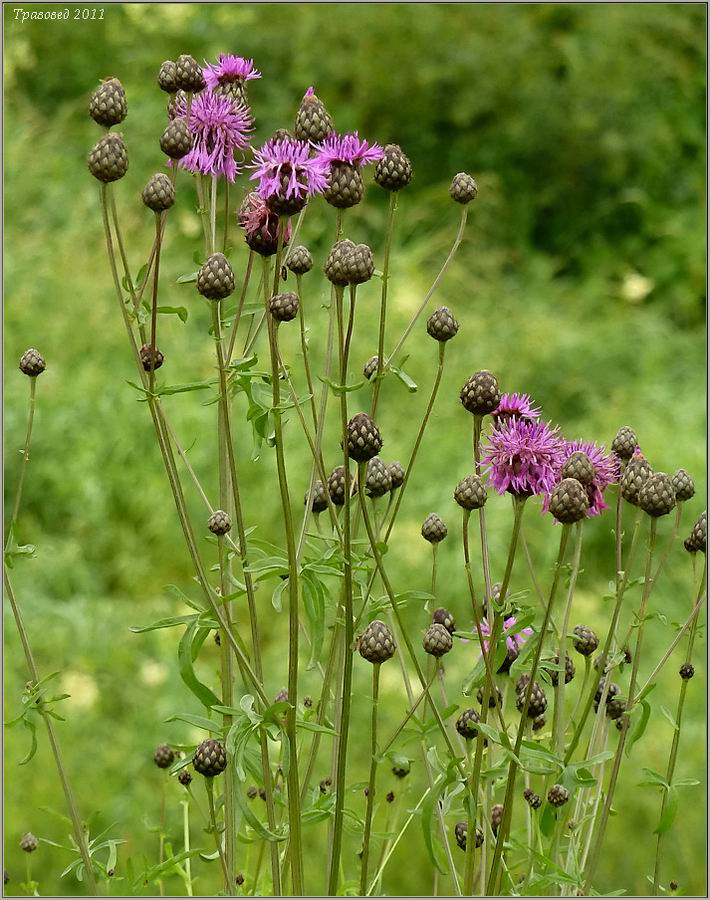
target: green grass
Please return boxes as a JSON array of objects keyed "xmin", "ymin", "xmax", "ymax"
[{"xmin": 3, "ymin": 3, "xmax": 706, "ymax": 896}]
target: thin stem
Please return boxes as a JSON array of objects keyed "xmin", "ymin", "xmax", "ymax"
[
  {"xmin": 366, "ymin": 785, "xmax": 432, "ymax": 896},
  {"xmin": 181, "ymin": 797, "xmax": 193, "ymax": 897},
  {"xmin": 223, "ymin": 179, "xmax": 230, "ymax": 254},
  {"xmin": 360, "ymin": 664, "xmax": 381, "ymax": 895},
  {"xmin": 384, "ymin": 206, "xmax": 468, "ymax": 367},
  {"xmin": 652, "ymin": 556, "xmax": 707, "ymax": 893},
  {"xmin": 473, "ymin": 416, "xmax": 494, "ymax": 619},
  {"xmin": 554, "ymin": 522, "xmax": 584, "ymax": 754},
  {"xmin": 582, "ymin": 517, "xmax": 658, "ymax": 893},
  {"xmin": 295, "ymin": 273, "xmax": 319, "ymax": 432},
  {"xmin": 487, "ymin": 525, "xmax": 571, "ymax": 895},
  {"xmin": 226, "ymin": 250, "xmax": 255, "ymax": 366},
  {"xmin": 7, "ymin": 377, "xmax": 37, "ymax": 543},
  {"xmin": 370, "ymin": 191, "xmax": 398, "ymax": 417},
  {"xmin": 148, "ymin": 212, "xmax": 163, "ymax": 395},
  {"xmin": 158, "ymin": 780, "xmax": 166, "ymax": 896},
  {"xmin": 206, "ymin": 777, "xmax": 234, "ymax": 895},
  {"xmin": 3, "ymin": 568, "xmax": 98, "ymax": 894}
]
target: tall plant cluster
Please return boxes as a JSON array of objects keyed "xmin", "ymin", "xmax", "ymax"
[{"xmin": 5, "ymin": 50, "xmax": 707, "ymax": 897}]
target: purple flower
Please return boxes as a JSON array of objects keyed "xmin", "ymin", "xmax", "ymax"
[
  {"xmin": 250, "ymin": 137, "xmax": 329, "ymax": 206},
  {"xmin": 483, "ymin": 419, "xmax": 565, "ymax": 498},
  {"xmin": 314, "ymin": 132, "xmax": 384, "ymax": 168},
  {"xmin": 238, "ymin": 192, "xmax": 292, "ymax": 249},
  {"xmin": 203, "ymin": 54, "xmax": 261, "ymax": 91},
  {"xmin": 550, "ymin": 440, "xmax": 620, "ymax": 517},
  {"xmin": 175, "ymin": 92, "xmax": 252, "ymax": 182},
  {"xmin": 478, "ymin": 616, "xmax": 533, "ymax": 655},
  {"xmin": 492, "ymin": 392, "xmax": 542, "ymax": 427}
]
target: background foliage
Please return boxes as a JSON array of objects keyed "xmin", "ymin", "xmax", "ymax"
[{"xmin": 4, "ymin": 3, "xmax": 706, "ymax": 896}]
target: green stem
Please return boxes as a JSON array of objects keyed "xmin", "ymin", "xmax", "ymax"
[
  {"xmin": 652, "ymin": 556, "xmax": 707, "ymax": 894},
  {"xmin": 206, "ymin": 777, "xmax": 234, "ymax": 895},
  {"xmin": 225, "ymin": 250, "xmax": 255, "ymax": 366},
  {"xmin": 3, "ymin": 568, "xmax": 98, "ymax": 894},
  {"xmin": 487, "ymin": 525, "xmax": 571, "ymax": 895},
  {"xmin": 181, "ymin": 797, "xmax": 193, "ymax": 897},
  {"xmin": 554, "ymin": 521, "xmax": 584, "ymax": 754},
  {"xmin": 296, "ymin": 272, "xmax": 319, "ymax": 432},
  {"xmin": 582, "ymin": 517, "xmax": 658, "ymax": 894},
  {"xmin": 263, "ymin": 225, "xmax": 304, "ymax": 896},
  {"xmin": 473, "ymin": 416, "xmax": 493, "ymax": 620},
  {"xmin": 370, "ymin": 191, "xmax": 398, "ymax": 417},
  {"xmin": 360, "ymin": 664, "xmax": 382, "ymax": 895},
  {"xmin": 148, "ymin": 212, "xmax": 163, "ymax": 396},
  {"xmin": 6, "ymin": 377, "xmax": 37, "ymax": 545}
]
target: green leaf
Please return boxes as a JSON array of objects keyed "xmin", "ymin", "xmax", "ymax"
[
  {"xmin": 18, "ymin": 717, "xmax": 38, "ymax": 765},
  {"xmin": 271, "ymin": 579, "xmax": 287, "ymax": 612},
  {"xmin": 295, "ymin": 720, "xmax": 337, "ymax": 736},
  {"xmin": 178, "ymin": 622, "xmax": 221, "ymax": 710},
  {"xmin": 157, "ymin": 305, "xmax": 189, "ymax": 323},
  {"xmin": 625, "ymin": 699, "xmax": 651, "ymax": 756},
  {"xmin": 673, "ymin": 777, "xmax": 700, "ymax": 788},
  {"xmin": 653, "ymin": 786, "xmax": 678, "ymax": 835},
  {"xmin": 235, "ymin": 786, "xmax": 286, "ymax": 843},
  {"xmin": 156, "ymin": 381, "xmax": 215, "ymax": 397},
  {"xmin": 421, "ymin": 778, "xmax": 449, "ymax": 875},
  {"xmin": 389, "ymin": 364, "xmax": 418, "ymax": 393},
  {"xmin": 302, "ymin": 570, "xmax": 326, "ymax": 670},
  {"xmin": 164, "ymin": 713, "xmax": 222, "ymax": 734},
  {"xmin": 133, "ymin": 849, "xmax": 204, "ymax": 888},
  {"xmin": 540, "ymin": 801, "xmax": 557, "ymax": 837},
  {"xmin": 638, "ymin": 768, "xmax": 670, "ymax": 789},
  {"xmin": 176, "ymin": 271, "xmax": 198, "ymax": 284},
  {"xmin": 317, "ymin": 375, "xmax": 366, "ymax": 395},
  {"xmin": 129, "ymin": 614, "xmax": 197, "ymax": 633},
  {"xmin": 659, "ymin": 705, "xmax": 679, "ymax": 731}
]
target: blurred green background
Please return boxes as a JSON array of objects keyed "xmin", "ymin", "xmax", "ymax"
[{"xmin": 4, "ymin": 3, "xmax": 706, "ymax": 896}]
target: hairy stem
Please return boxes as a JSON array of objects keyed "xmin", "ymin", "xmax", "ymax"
[{"xmin": 360, "ymin": 664, "xmax": 382, "ymax": 895}]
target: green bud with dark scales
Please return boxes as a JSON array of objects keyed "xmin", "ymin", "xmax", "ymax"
[
  {"xmin": 160, "ymin": 117, "xmax": 193, "ymax": 159},
  {"xmin": 342, "ymin": 243, "xmax": 375, "ymax": 284},
  {"xmin": 549, "ymin": 477, "xmax": 589, "ymax": 523},
  {"xmin": 175, "ymin": 54, "xmax": 206, "ymax": 93},
  {"xmin": 611, "ymin": 425, "xmax": 638, "ymax": 461},
  {"xmin": 387, "ymin": 461, "xmax": 405, "ymax": 490},
  {"xmin": 620, "ymin": 454, "xmax": 652, "ymax": 505},
  {"xmin": 460, "ymin": 370, "xmax": 501, "ymax": 416},
  {"xmin": 422, "ymin": 623, "xmax": 453, "ymax": 657},
  {"xmin": 327, "ymin": 466, "xmax": 351, "ymax": 506},
  {"xmin": 544, "ymin": 653, "xmax": 575, "ymax": 686},
  {"xmin": 454, "ymin": 821, "xmax": 484, "ymax": 851},
  {"xmin": 319, "ymin": 777, "xmax": 332, "ymax": 793},
  {"xmin": 684, "ymin": 510, "xmax": 706, "ymax": 554},
  {"xmin": 433, "ymin": 607, "xmax": 456, "ymax": 634},
  {"xmin": 19, "ymin": 349, "xmax": 45, "ymax": 377},
  {"xmin": 20, "ymin": 833, "xmax": 38, "ymax": 853},
  {"xmin": 547, "ymin": 784, "xmax": 569, "ymax": 807},
  {"xmin": 454, "ymin": 474, "xmax": 487, "ymax": 510},
  {"xmin": 572, "ymin": 624, "xmax": 599, "ymax": 656},
  {"xmin": 358, "ymin": 620, "xmax": 396, "ymax": 664},
  {"xmin": 365, "ymin": 457, "xmax": 392, "ymax": 498},
  {"xmin": 158, "ymin": 60, "xmax": 178, "ymax": 93},
  {"xmin": 491, "ymin": 803, "xmax": 504, "ymax": 835},
  {"xmin": 89, "ymin": 77, "xmax": 127, "ymax": 127},
  {"xmin": 324, "ymin": 163, "xmax": 364, "ymax": 209},
  {"xmin": 561, "ymin": 451, "xmax": 595, "ymax": 486},
  {"xmin": 193, "ymin": 738, "xmax": 227, "ymax": 777},
  {"xmin": 267, "ymin": 176, "xmax": 309, "ymax": 216},
  {"xmin": 178, "ymin": 768, "xmax": 193, "ymax": 786},
  {"xmin": 88, "ymin": 133, "xmax": 128, "ymax": 183},
  {"xmin": 197, "ymin": 253, "xmax": 235, "ymax": 300},
  {"xmin": 680, "ymin": 663, "xmax": 695, "ymax": 680},
  {"xmin": 167, "ymin": 90, "xmax": 188, "ymax": 120},
  {"xmin": 426, "ymin": 306, "xmax": 459, "ymax": 342},
  {"xmin": 374, "ymin": 144, "xmax": 413, "ymax": 191},
  {"xmin": 269, "ymin": 291, "xmax": 300, "ymax": 322},
  {"xmin": 671, "ymin": 468, "xmax": 695, "ymax": 502},
  {"xmin": 208, "ymin": 509, "xmax": 231, "ymax": 536},
  {"xmin": 363, "ymin": 356, "xmax": 380, "ymax": 380},
  {"xmin": 324, "ymin": 240, "xmax": 356, "ymax": 286},
  {"xmin": 524, "ymin": 788, "xmax": 542, "ymax": 809},
  {"xmin": 455, "ymin": 707, "xmax": 481, "ymax": 739},
  {"xmin": 294, "ymin": 89, "xmax": 334, "ymax": 142},
  {"xmin": 140, "ymin": 344, "xmax": 164, "ymax": 372},
  {"xmin": 594, "ymin": 680, "xmax": 620, "ymax": 712},
  {"xmin": 392, "ymin": 760, "xmax": 410, "ymax": 778},
  {"xmin": 142, "ymin": 173, "xmax": 175, "ymax": 212},
  {"xmin": 154, "ymin": 744, "xmax": 174, "ymax": 769},
  {"xmin": 305, "ymin": 480, "xmax": 328, "ymax": 514},
  {"xmin": 449, "ymin": 172, "xmax": 478, "ymax": 204},
  {"xmin": 532, "ymin": 714, "xmax": 546, "ymax": 732},
  {"xmin": 606, "ymin": 696, "xmax": 626, "ymax": 720},
  {"xmin": 638, "ymin": 472, "xmax": 676, "ymax": 518},
  {"xmin": 421, "ymin": 513, "xmax": 448, "ymax": 543},
  {"xmin": 286, "ymin": 246, "xmax": 313, "ymax": 276},
  {"xmin": 346, "ymin": 413, "xmax": 383, "ymax": 462},
  {"xmin": 517, "ymin": 681, "xmax": 547, "ymax": 719},
  {"xmin": 477, "ymin": 683, "xmax": 502, "ymax": 708}
]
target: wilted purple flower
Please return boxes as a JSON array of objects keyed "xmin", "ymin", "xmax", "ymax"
[
  {"xmin": 250, "ymin": 137, "xmax": 329, "ymax": 214},
  {"xmin": 549, "ymin": 440, "xmax": 620, "ymax": 517},
  {"xmin": 174, "ymin": 91, "xmax": 252, "ymax": 181},
  {"xmin": 492, "ymin": 392, "xmax": 542, "ymax": 427},
  {"xmin": 203, "ymin": 54, "xmax": 261, "ymax": 91},
  {"xmin": 478, "ymin": 616, "xmax": 533, "ymax": 655},
  {"xmin": 314, "ymin": 132, "xmax": 384, "ymax": 168},
  {"xmin": 238, "ymin": 192, "xmax": 292, "ymax": 255},
  {"xmin": 483, "ymin": 419, "xmax": 565, "ymax": 498}
]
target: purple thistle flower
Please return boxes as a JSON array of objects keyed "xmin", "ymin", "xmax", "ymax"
[
  {"xmin": 478, "ymin": 616, "xmax": 534, "ymax": 655},
  {"xmin": 175, "ymin": 91, "xmax": 252, "ymax": 182},
  {"xmin": 549, "ymin": 440, "xmax": 621, "ymax": 517},
  {"xmin": 250, "ymin": 137, "xmax": 329, "ymax": 212},
  {"xmin": 483, "ymin": 419, "xmax": 565, "ymax": 498},
  {"xmin": 238, "ymin": 192, "xmax": 292, "ymax": 253},
  {"xmin": 203, "ymin": 54, "xmax": 261, "ymax": 91},
  {"xmin": 492, "ymin": 392, "xmax": 542, "ymax": 427},
  {"xmin": 314, "ymin": 132, "xmax": 384, "ymax": 168}
]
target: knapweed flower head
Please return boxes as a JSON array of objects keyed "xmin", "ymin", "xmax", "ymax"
[
  {"xmin": 550, "ymin": 440, "xmax": 620, "ymax": 517},
  {"xmin": 483, "ymin": 418, "xmax": 565, "ymax": 497},
  {"xmin": 238, "ymin": 192, "xmax": 292, "ymax": 254},
  {"xmin": 203, "ymin": 54, "xmax": 261, "ymax": 91},
  {"xmin": 250, "ymin": 136, "xmax": 329, "ymax": 210},
  {"xmin": 492, "ymin": 392, "xmax": 542, "ymax": 427},
  {"xmin": 175, "ymin": 91, "xmax": 252, "ymax": 182},
  {"xmin": 478, "ymin": 616, "xmax": 534, "ymax": 656},
  {"xmin": 314, "ymin": 131, "xmax": 384, "ymax": 168}
]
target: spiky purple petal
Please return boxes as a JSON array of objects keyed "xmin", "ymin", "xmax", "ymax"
[
  {"xmin": 483, "ymin": 419, "xmax": 565, "ymax": 497},
  {"xmin": 174, "ymin": 92, "xmax": 252, "ymax": 181},
  {"xmin": 250, "ymin": 137, "xmax": 329, "ymax": 202},
  {"xmin": 203, "ymin": 54, "xmax": 261, "ymax": 90},
  {"xmin": 314, "ymin": 131, "xmax": 384, "ymax": 168}
]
